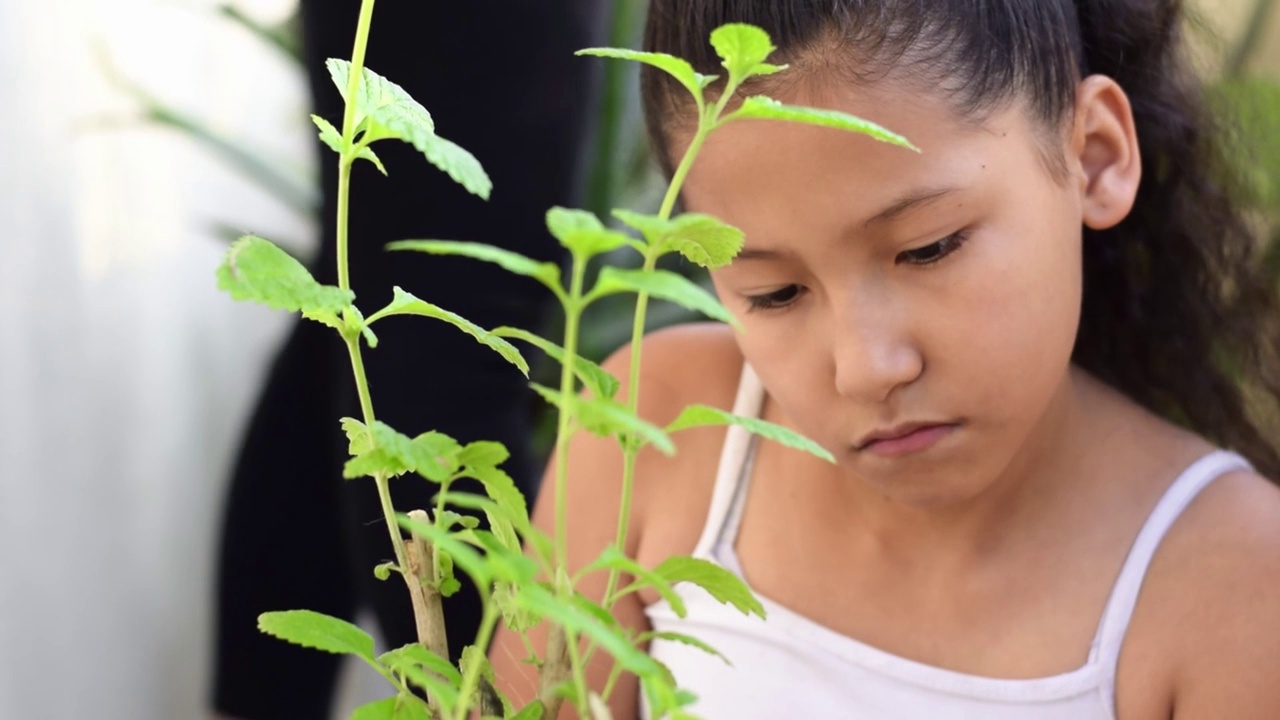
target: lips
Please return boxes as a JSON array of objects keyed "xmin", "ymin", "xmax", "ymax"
[{"xmin": 856, "ymin": 422, "xmax": 957, "ymax": 458}]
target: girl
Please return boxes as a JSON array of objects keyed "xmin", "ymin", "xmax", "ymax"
[{"xmin": 492, "ymin": 1, "xmax": 1280, "ymax": 717}]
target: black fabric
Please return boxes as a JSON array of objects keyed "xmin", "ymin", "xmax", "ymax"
[{"xmin": 212, "ymin": 3, "xmax": 602, "ymax": 717}]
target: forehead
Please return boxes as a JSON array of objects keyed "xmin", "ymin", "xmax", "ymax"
[{"xmin": 678, "ymin": 82, "xmax": 1042, "ymax": 234}]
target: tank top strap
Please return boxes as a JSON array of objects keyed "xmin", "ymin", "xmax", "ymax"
[
  {"xmin": 1090, "ymin": 450, "xmax": 1252, "ymax": 695},
  {"xmin": 689, "ymin": 361, "xmax": 766, "ymax": 560}
]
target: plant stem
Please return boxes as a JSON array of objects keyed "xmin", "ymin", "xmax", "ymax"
[
  {"xmin": 565, "ymin": 627, "xmax": 591, "ymax": 715},
  {"xmin": 554, "ymin": 254, "xmax": 589, "ymax": 570},
  {"xmin": 337, "ymin": 0, "xmax": 377, "ymax": 291},
  {"xmin": 453, "ymin": 603, "xmax": 501, "ymax": 720}
]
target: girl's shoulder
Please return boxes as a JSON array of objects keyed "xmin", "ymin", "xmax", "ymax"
[
  {"xmin": 1130, "ymin": 459, "xmax": 1280, "ymax": 716},
  {"xmin": 595, "ymin": 322, "xmax": 746, "ymax": 567}
]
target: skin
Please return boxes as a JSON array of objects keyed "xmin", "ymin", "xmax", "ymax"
[{"xmin": 490, "ymin": 72, "xmax": 1280, "ymax": 719}]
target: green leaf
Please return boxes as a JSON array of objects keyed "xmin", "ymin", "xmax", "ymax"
[
  {"xmin": 637, "ymin": 631, "xmax": 731, "ymax": 666},
  {"xmin": 349, "ymin": 697, "xmax": 395, "ymax": 720},
  {"xmin": 327, "ymin": 60, "xmax": 491, "ymax": 198},
  {"xmin": 509, "ymin": 702, "xmax": 545, "ymax": 720},
  {"xmin": 576, "ymin": 48, "xmax": 707, "ymax": 105},
  {"xmin": 591, "ymin": 267, "xmax": 739, "ymax": 328},
  {"xmin": 398, "ymin": 515, "xmax": 492, "ymax": 588},
  {"xmin": 666, "ymin": 404, "xmax": 835, "ymax": 462},
  {"xmin": 341, "ymin": 417, "xmax": 373, "ymax": 456},
  {"xmin": 588, "ymin": 546, "xmax": 685, "ymax": 617},
  {"xmin": 217, "ymin": 235, "xmax": 354, "ymax": 316},
  {"xmin": 458, "ymin": 441, "xmax": 510, "ymax": 469},
  {"xmin": 530, "ymin": 384, "xmax": 675, "ymax": 456},
  {"xmin": 469, "ymin": 466, "xmax": 528, "ymax": 549},
  {"xmin": 613, "ymin": 210, "xmax": 744, "ymax": 269},
  {"xmin": 258, "ymin": 610, "xmax": 375, "ymax": 660},
  {"xmin": 459, "ymin": 645, "xmax": 501, "ymax": 712},
  {"xmin": 709, "ymin": 23, "xmax": 777, "ymax": 80},
  {"xmin": 343, "ymin": 422, "xmax": 463, "ymax": 482},
  {"xmin": 492, "ymin": 327, "xmax": 620, "ymax": 400},
  {"xmin": 515, "ymin": 585, "xmax": 662, "ymax": 679},
  {"xmin": 373, "ymin": 561, "xmax": 396, "ymax": 581},
  {"xmin": 386, "ymin": 240, "xmax": 563, "ymax": 295},
  {"xmin": 722, "ymin": 96, "xmax": 917, "ymax": 151},
  {"xmin": 436, "ymin": 509, "xmax": 481, "ymax": 532},
  {"xmin": 311, "ymin": 114, "xmax": 387, "ymax": 175},
  {"xmin": 366, "ymin": 287, "xmax": 528, "ymax": 376},
  {"xmin": 653, "ymin": 556, "xmax": 765, "ymax": 618},
  {"xmin": 545, "ymin": 207, "xmax": 634, "ymax": 259},
  {"xmin": 492, "ymin": 583, "xmax": 540, "ymax": 634},
  {"xmin": 343, "ymin": 448, "xmax": 412, "ymax": 480},
  {"xmin": 379, "ymin": 643, "xmax": 463, "ymax": 687}
]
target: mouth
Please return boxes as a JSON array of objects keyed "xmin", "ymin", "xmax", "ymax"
[{"xmin": 855, "ymin": 422, "xmax": 958, "ymax": 458}]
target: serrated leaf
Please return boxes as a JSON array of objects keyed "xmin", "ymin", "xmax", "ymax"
[
  {"xmin": 591, "ymin": 267, "xmax": 739, "ymax": 328},
  {"xmin": 366, "ymin": 287, "xmax": 528, "ymax": 376},
  {"xmin": 380, "ymin": 643, "xmax": 463, "ymax": 687},
  {"xmin": 722, "ymin": 96, "xmax": 917, "ymax": 151},
  {"xmin": 341, "ymin": 417, "xmax": 373, "ymax": 456},
  {"xmin": 458, "ymin": 441, "xmax": 510, "ymax": 469},
  {"xmin": 589, "ymin": 546, "xmax": 685, "ymax": 617},
  {"xmin": 515, "ymin": 585, "xmax": 662, "ymax": 679},
  {"xmin": 349, "ymin": 697, "xmax": 395, "ymax": 720},
  {"xmin": 327, "ymin": 60, "xmax": 490, "ymax": 198},
  {"xmin": 302, "ymin": 308, "xmax": 345, "ymax": 333},
  {"xmin": 493, "ymin": 583, "xmax": 540, "ymax": 634},
  {"xmin": 546, "ymin": 207, "xmax": 633, "ymax": 259},
  {"xmin": 258, "ymin": 610, "xmax": 374, "ymax": 660},
  {"xmin": 638, "ymin": 630, "xmax": 731, "ymax": 665},
  {"xmin": 653, "ymin": 556, "xmax": 765, "ymax": 618},
  {"xmin": 460, "ymin": 644, "xmax": 496, "ymax": 689},
  {"xmin": 666, "ymin": 404, "xmax": 834, "ymax": 462},
  {"xmin": 709, "ymin": 23, "xmax": 777, "ymax": 80},
  {"xmin": 613, "ymin": 210, "xmax": 744, "ymax": 269},
  {"xmin": 530, "ymin": 384, "xmax": 675, "ymax": 456},
  {"xmin": 387, "ymin": 240, "xmax": 562, "ymax": 294},
  {"xmin": 217, "ymin": 235, "xmax": 354, "ymax": 315},
  {"xmin": 343, "ymin": 422, "xmax": 462, "ymax": 482},
  {"xmin": 343, "ymin": 448, "xmax": 412, "ymax": 480},
  {"xmin": 576, "ymin": 48, "xmax": 705, "ymax": 105},
  {"xmin": 492, "ymin": 327, "xmax": 620, "ymax": 400},
  {"xmin": 311, "ymin": 114, "xmax": 387, "ymax": 174}
]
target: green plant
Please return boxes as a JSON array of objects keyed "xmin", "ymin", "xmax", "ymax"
[{"xmin": 215, "ymin": 2, "xmax": 913, "ymax": 718}]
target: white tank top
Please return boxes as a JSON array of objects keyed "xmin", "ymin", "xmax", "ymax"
[{"xmin": 643, "ymin": 363, "xmax": 1250, "ymax": 719}]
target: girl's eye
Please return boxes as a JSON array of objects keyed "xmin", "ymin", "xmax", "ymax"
[
  {"xmin": 896, "ymin": 231, "xmax": 970, "ymax": 266},
  {"xmin": 745, "ymin": 284, "xmax": 803, "ymax": 312}
]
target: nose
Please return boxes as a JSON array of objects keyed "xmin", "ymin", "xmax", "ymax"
[{"xmin": 830, "ymin": 296, "xmax": 924, "ymax": 403}]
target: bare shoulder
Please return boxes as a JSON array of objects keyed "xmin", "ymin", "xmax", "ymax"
[{"xmin": 1137, "ymin": 465, "xmax": 1280, "ymax": 719}]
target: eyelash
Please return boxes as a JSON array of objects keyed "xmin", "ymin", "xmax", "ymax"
[{"xmin": 743, "ymin": 231, "xmax": 971, "ymax": 313}]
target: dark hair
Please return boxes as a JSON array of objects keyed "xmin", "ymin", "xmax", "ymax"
[{"xmin": 641, "ymin": 0, "xmax": 1280, "ymax": 478}]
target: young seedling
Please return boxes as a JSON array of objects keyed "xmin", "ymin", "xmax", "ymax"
[{"xmin": 216, "ymin": 4, "xmax": 914, "ymax": 717}]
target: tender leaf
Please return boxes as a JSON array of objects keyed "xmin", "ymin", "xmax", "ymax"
[
  {"xmin": 343, "ymin": 448, "xmax": 412, "ymax": 480},
  {"xmin": 492, "ymin": 583, "xmax": 540, "ymax": 634},
  {"xmin": 327, "ymin": 60, "xmax": 490, "ymax": 198},
  {"xmin": 492, "ymin": 327, "xmax": 620, "ymax": 400},
  {"xmin": 217, "ymin": 235, "xmax": 354, "ymax": 315},
  {"xmin": 591, "ymin": 268, "xmax": 738, "ymax": 328},
  {"xmin": 588, "ymin": 546, "xmax": 685, "ymax": 617},
  {"xmin": 576, "ymin": 48, "xmax": 704, "ymax": 104},
  {"xmin": 373, "ymin": 561, "xmax": 396, "ymax": 581},
  {"xmin": 366, "ymin": 287, "xmax": 528, "ymax": 376},
  {"xmin": 509, "ymin": 702, "xmax": 545, "ymax": 720},
  {"xmin": 436, "ymin": 509, "xmax": 481, "ymax": 532},
  {"xmin": 545, "ymin": 207, "xmax": 633, "ymax": 259},
  {"xmin": 386, "ymin": 240, "xmax": 562, "ymax": 294},
  {"xmin": 341, "ymin": 417, "xmax": 373, "ymax": 456},
  {"xmin": 515, "ymin": 585, "xmax": 662, "ymax": 678},
  {"xmin": 343, "ymin": 422, "xmax": 462, "ymax": 482},
  {"xmin": 379, "ymin": 643, "xmax": 463, "ymax": 687},
  {"xmin": 638, "ymin": 630, "xmax": 731, "ymax": 666},
  {"xmin": 709, "ymin": 23, "xmax": 777, "ymax": 80},
  {"xmin": 436, "ymin": 548, "xmax": 462, "ymax": 597},
  {"xmin": 458, "ymin": 441, "xmax": 510, "ymax": 469},
  {"xmin": 653, "ymin": 556, "xmax": 765, "ymax": 618},
  {"xmin": 349, "ymin": 697, "xmax": 395, "ymax": 720},
  {"xmin": 470, "ymin": 466, "xmax": 527, "ymax": 550},
  {"xmin": 311, "ymin": 114, "xmax": 387, "ymax": 174},
  {"xmin": 529, "ymin": 384, "xmax": 675, "ymax": 456},
  {"xmin": 258, "ymin": 610, "xmax": 374, "ymax": 660},
  {"xmin": 666, "ymin": 404, "xmax": 835, "ymax": 463},
  {"xmin": 613, "ymin": 210, "xmax": 744, "ymax": 269},
  {"xmin": 722, "ymin": 96, "xmax": 917, "ymax": 151}
]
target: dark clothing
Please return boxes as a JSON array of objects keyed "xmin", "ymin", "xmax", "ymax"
[{"xmin": 212, "ymin": 3, "xmax": 602, "ymax": 717}]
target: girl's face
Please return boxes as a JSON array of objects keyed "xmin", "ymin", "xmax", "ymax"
[{"xmin": 681, "ymin": 81, "xmax": 1093, "ymax": 506}]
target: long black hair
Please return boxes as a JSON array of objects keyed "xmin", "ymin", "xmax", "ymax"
[{"xmin": 641, "ymin": 0, "xmax": 1280, "ymax": 479}]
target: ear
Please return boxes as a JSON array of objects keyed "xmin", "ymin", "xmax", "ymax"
[{"xmin": 1069, "ymin": 75, "xmax": 1142, "ymax": 230}]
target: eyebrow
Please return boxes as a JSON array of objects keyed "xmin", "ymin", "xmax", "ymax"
[{"xmin": 734, "ymin": 185, "xmax": 962, "ymax": 262}]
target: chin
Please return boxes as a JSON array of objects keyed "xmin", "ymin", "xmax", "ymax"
[{"xmin": 842, "ymin": 450, "xmax": 989, "ymax": 508}]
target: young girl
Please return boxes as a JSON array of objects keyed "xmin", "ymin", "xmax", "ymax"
[{"xmin": 492, "ymin": 1, "xmax": 1280, "ymax": 717}]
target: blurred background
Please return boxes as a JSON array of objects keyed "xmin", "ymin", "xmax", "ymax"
[{"xmin": 0, "ymin": 1, "xmax": 1275, "ymax": 719}]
